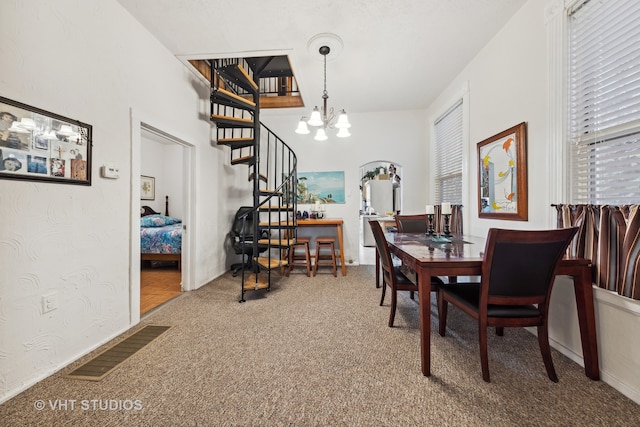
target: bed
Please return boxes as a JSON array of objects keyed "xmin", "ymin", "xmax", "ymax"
[{"xmin": 140, "ymin": 196, "xmax": 182, "ymax": 269}]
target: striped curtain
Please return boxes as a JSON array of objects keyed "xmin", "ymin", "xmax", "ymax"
[
  {"xmin": 432, "ymin": 204, "xmax": 463, "ymax": 235},
  {"xmin": 555, "ymin": 204, "xmax": 640, "ymax": 300}
]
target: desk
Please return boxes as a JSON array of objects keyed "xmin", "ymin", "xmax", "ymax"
[
  {"xmin": 385, "ymin": 232, "xmax": 599, "ymax": 380},
  {"xmin": 298, "ymin": 218, "xmax": 346, "ymax": 276}
]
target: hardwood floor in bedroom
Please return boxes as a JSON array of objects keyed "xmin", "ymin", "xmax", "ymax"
[{"xmin": 140, "ymin": 262, "xmax": 182, "ymax": 315}]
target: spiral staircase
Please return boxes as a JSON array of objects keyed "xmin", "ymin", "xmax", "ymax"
[{"xmin": 205, "ymin": 56, "xmax": 300, "ymax": 302}]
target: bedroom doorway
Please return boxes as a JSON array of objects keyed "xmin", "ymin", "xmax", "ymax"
[{"xmin": 130, "ymin": 114, "xmax": 195, "ymax": 322}]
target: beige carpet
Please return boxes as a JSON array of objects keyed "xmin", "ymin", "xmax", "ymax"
[{"xmin": 2, "ymin": 266, "xmax": 639, "ymax": 426}]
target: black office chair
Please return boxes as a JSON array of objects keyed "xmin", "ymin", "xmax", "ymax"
[{"xmin": 229, "ymin": 206, "xmax": 269, "ymax": 276}]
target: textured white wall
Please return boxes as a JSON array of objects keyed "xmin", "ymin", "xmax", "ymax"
[
  {"xmin": 0, "ymin": 0, "xmax": 232, "ymax": 402},
  {"xmin": 425, "ymin": 0, "xmax": 640, "ymax": 404}
]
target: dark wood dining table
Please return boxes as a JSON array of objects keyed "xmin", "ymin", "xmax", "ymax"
[{"xmin": 382, "ymin": 232, "xmax": 600, "ymax": 380}]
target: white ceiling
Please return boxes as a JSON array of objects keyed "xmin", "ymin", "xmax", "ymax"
[{"xmin": 117, "ymin": 0, "xmax": 527, "ymax": 115}]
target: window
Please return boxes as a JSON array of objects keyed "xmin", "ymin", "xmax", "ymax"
[
  {"xmin": 568, "ymin": 0, "xmax": 640, "ymax": 204},
  {"xmin": 434, "ymin": 99, "xmax": 463, "ymax": 204}
]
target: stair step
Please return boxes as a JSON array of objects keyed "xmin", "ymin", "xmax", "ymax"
[
  {"xmin": 218, "ymin": 64, "xmax": 259, "ymax": 95},
  {"xmin": 259, "ymin": 221, "xmax": 297, "ymax": 228},
  {"xmin": 217, "ymin": 137, "xmax": 254, "ymax": 149},
  {"xmin": 249, "ymin": 172, "xmax": 268, "ymax": 183},
  {"xmin": 259, "ymin": 189, "xmax": 283, "ymax": 196},
  {"xmin": 211, "ymin": 114, "xmax": 254, "ymax": 129},
  {"xmin": 242, "ymin": 273, "xmax": 270, "ymax": 290},
  {"xmin": 212, "ymin": 87, "xmax": 256, "ymax": 111},
  {"xmin": 259, "ymin": 205, "xmax": 295, "ymax": 212},
  {"xmin": 256, "ymin": 257, "xmax": 289, "ymax": 269},
  {"xmin": 231, "ymin": 155, "xmax": 255, "ymax": 166},
  {"xmin": 258, "ymin": 238, "xmax": 295, "ymax": 247}
]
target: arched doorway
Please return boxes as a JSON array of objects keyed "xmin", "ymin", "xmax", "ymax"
[{"xmin": 358, "ymin": 160, "xmax": 402, "ymax": 264}]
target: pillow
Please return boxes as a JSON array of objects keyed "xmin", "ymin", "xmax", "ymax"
[{"xmin": 141, "ymin": 214, "xmax": 182, "ymax": 227}]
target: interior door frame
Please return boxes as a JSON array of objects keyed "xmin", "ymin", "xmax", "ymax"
[{"xmin": 129, "ymin": 108, "xmax": 196, "ymax": 325}]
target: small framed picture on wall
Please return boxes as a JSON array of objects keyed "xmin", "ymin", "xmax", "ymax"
[{"xmin": 141, "ymin": 175, "xmax": 155, "ymax": 200}]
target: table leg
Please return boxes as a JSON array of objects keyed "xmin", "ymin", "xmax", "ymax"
[
  {"xmin": 337, "ymin": 223, "xmax": 346, "ymax": 276},
  {"xmin": 572, "ymin": 268, "xmax": 600, "ymax": 380},
  {"xmin": 418, "ymin": 266, "xmax": 432, "ymax": 376}
]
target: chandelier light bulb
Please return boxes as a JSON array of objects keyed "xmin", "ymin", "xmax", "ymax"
[
  {"xmin": 307, "ymin": 107, "xmax": 323, "ymax": 127},
  {"xmin": 335, "ymin": 110, "xmax": 351, "ymax": 129},
  {"xmin": 336, "ymin": 127, "xmax": 351, "ymax": 138},
  {"xmin": 295, "ymin": 118, "xmax": 310, "ymax": 134},
  {"xmin": 314, "ymin": 128, "xmax": 328, "ymax": 141}
]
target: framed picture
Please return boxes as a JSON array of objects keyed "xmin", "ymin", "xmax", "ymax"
[
  {"xmin": 0, "ymin": 96, "xmax": 92, "ymax": 185},
  {"xmin": 477, "ymin": 122, "xmax": 528, "ymax": 221},
  {"xmin": 297, "ymin": 171, "xmax": 345, "ymax": 204},
  {"xmin": 141, "ymin": 175, "xmax": 155, "ymax": 200}
]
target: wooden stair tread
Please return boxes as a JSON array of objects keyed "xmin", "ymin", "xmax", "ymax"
[
  {"xmin": 258, "ymin": 238, "xmax": 295, "ymax": 247},
  {"xmin": 217, "ymin": 137, "xmax": 254, "ymax": 148},
  {"xmin": 259, "ymin": 190, "xmax": 283, "ymax": 196},
  {"xmin": 231, "ymin": 155, "xmax": 255, "ymax": 165},
  {"xmin": 258, "ymin": 221, "xmax": 297, "ymax": 228},
  {"xmin": 212, "ymin": 87, "xmax": 256, "ymax": 110},
  {"xmin": 256, "ymin": 257, "xmax": 289, "ymax": 269},
  {"xmin": 249, "ymin": 172, "xmax": 268, "ymax": 183},
  {"xmin": 242, "ymin": 273, "xmax": 270, "ymax": 290},
  {"xmin": 211, "ymin": 114, "xmax": 254, "ymax": 129},
  {"xmin": 258, "ymin": 205, "xmax": 295, "ymax": 211},
  {"xmin": 218, "ymin": 64, "xmax": 259, "ymax": 94}
]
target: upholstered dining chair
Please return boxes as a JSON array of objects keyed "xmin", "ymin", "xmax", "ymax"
[
  {"xmin": 394, "ymin": 214, "xmax": 429, "ymax": 299},
  {"xmin": 437, "ymin": 227, "xmax": 579, "ymax": 382},
  {"xmin": 369, "ymin": 220, "xmax": 444, "ymax": 327},
  {"xmin": 395, "ymin": 214, "xmax": 428, "ymax": 233}
]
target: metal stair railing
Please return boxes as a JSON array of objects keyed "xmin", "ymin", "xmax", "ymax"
[{"xmin": 210, "ymin": 59, "xmax": 298, "ymax": 301}]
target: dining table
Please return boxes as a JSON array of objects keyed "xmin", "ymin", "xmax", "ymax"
[{"xmin": 383, "ymin": 232, "xmax": 600, "ymax": 380}]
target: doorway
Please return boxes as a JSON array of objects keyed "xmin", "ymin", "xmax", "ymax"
[
  {"xmin": 129, "ymin": 112, "xmax": 195, "ymax": 324},
  {"xmin": 359, "ymin": 160, "xmax": 402, "ymax": 265}
]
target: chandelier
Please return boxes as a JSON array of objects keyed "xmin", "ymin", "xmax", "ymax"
[{"xmin": 295, "ymin": 44, "xmax": 351, "ymax": 141}]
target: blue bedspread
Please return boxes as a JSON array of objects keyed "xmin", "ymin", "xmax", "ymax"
[{"xmin": 140, "ymin": 215, "xmax": 182, "ymax": 254}]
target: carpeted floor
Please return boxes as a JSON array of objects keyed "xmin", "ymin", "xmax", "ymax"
[{"xmin": 1, "ymin": 266, "xmax": 639, "ymax": 426}]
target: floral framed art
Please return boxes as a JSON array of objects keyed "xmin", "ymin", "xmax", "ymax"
[
  {"xmin": 477, "ymin": 122, "xmax": 528, "ymax": 221},
  {"xmin": 141, "ymin": 175, "xmax": 155, "ymax": 200},
  {"xmin": 0, "ymin": 96, "xmax": 92, "ymax": 185}
]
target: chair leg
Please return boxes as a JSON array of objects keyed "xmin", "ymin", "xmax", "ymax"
[
  {"xmin": 537, "ymin": 324, "xmax": 559, "ymax": 382},
  {"xmin": 388, "ymin": 287, "xmax": 398, "ymax": 327},
  {"xmin": 379, "ymin": 281, "xmax": 386, "ymax": 306},
  {"xmin": 495, "ymin": 327, "xmax": 504, "ymax": 336},
  {"xmin": 479, "ymin": 323, "xmax": 491, "ymax": 382},
  {"xmin": 437, "ymin": 294, "xmax": 448, "ymax": 337}
]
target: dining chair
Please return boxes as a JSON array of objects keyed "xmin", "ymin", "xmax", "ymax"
[
  {"xmin": 394, "ymin": 214, "xmax": 429, "ymax": 299},
  {"xmin": 369, "ymin": 220, "xmax": 444, "ymax": 327},
  {"xmin": 437, "ymin": 227, "xmax": 579, "ymax": 382},
  {"xmin": 395, "ymin": 214, "xmax": 428, "ymax": 233}
]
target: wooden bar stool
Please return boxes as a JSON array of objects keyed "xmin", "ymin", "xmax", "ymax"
[
  {"xmin": 286, "ymin": 237, "xmax": 312, "ymax": 277},
  {"xmin": 314, "ymin": 236, "xmax": 337, "ymax": 277}
]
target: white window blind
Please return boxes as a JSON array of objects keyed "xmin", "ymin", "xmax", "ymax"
[
  {"xmin": 434, "ymin": 99, "xmax": 463, "ymax": 204},
  {"xmin": 568, "ymin": 0, "xmax": 640, "ymax": 204}
]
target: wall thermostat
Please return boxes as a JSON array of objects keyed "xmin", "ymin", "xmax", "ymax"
[{"xmin": 101, "ymin": 164, "xmax": 120, "ymax": 179}]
